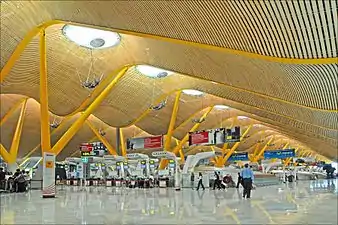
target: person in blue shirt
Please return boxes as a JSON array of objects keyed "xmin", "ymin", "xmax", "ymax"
[{"xmin": 240, "ymin": 163, "xmax": 254, "ymax": 198}]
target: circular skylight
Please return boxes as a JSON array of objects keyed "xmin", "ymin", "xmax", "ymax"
[
  {"xmin": 182, "ymin": 89, "xmax": 204, "ymax": 96},
  {"xmin": 214, "ymin": 105, "xmax": 230, "ymax": 110},
  {"xmin": 238, "ymin": 116, "xmax": 249, "ymax": 120},
  {"xmin": 62, "ymin": 25, "xmax": 121, "ymax": 49},
  {"xmin": 135, "ymin": 65, "xmax": 173, "ymax": 78}
]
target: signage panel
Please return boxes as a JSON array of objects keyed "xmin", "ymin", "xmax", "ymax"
[
  {"xmin": 140, "ymin": 160, "xmax": 146, "ymax": 169},
  {"xmin": 149, "ymin": 160, "xmax": 155, "ymax": 168},
  {"xmin": 127, "ymin": 136, "xmax": 163, "ymax": 151},
  {"xmin": 123, "ymin": 161, "xmax": 128, "ymax": 169},
  {"xmin": 264, "ymin": 149, "xmax": 296, "ymax": 159},
  {"xmin": 152, "ymin": 151, "xmax": 168, "ymax": 158},
  {"xmin": 80, "ymin": 142, "xmax": 107, "ymax": 156},
  {"xmin": 42, "ymin": 152, "xmax": 56, "ymax": 198},
  {"xmin": 189, "ymin": 127, "xmax": 241, "ymax": 146},
  {"xmin": 169, "ymin": 159, "xmax": 175, "ymax": 168},
  {"xmin": 116, "ymin": 162, "xmax": 121, "ymax": 170},
  {"xmin": 228, "ymin": 152, "xmax": 249, "ymax": 162}
]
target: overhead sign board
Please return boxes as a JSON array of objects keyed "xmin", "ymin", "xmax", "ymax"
[
  {"xmin": 228, "ymin": 152, "xmax": 249, "ymax": 162},
  {"xmin": 127, "ymin": 135, "xmax": 163, "ymax": 151},
  {"xmin": 126, "ymin": 153, "xmax": 140, "ymax": 159},
  {"xmin": 264, "ymin": 149, "xmax": 296, "ymax": 159},
  {"xmin": 189, "ymin": 127, "xmax": 241, "ymax": 146},
  {"xmin": 152, "ymin": 151, "xmax": 168, "ymax": 158},
  {"xmin": 80, "ymin": 142, "xmax": 107, "ymax": 156}
]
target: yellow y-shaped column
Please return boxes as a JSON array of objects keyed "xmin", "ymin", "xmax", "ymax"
[
  {"xmin": 120, "ymin": 128, "xmax": 127, "ymax": 157},
  {"xmin": 39, "ymin": 29, "xmax": 51, "ymax": 153},
  {"xmin": 165, "ymin": 91, "xmax": 181, "ymax": 151}
]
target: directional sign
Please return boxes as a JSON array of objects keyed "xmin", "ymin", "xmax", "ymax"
[
  {"xmin": 228, "ymin": 152, "xmax": 248, "ymax": 162},
  {"xmin": 81, "ymin": 157, "xmax": 89, "ymax": 163},
  {"xmin": 264, "ymin": 149, "xmax": 295, "ymax": 159},
  {"xmin": 126, "ymin": 153, "xmax": 140, "ymax": 159},
  {"xmin": 152, "ymin": 151, "xmax": 168, "ymax": 158}
]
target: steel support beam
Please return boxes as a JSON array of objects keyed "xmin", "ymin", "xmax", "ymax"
[
  {"xmin": 86, "ymin": 120, "xmax": 117, "ymax": 155},
  {"xmin": 253, "ymin": 136, "xmax": 274, "ymax": 162},
  {"xmin": 159, "ymin": 106, "xmax": 214, "ymax": 169},
  {"xmin": 119, "ymin": 128, "xmax": 127, "ymax": 157},
  {"xmin": 164, "ymin": 91, "xmax": 181, "ymax": 151},
  {"xmin": 222, "ymin": 124, "xmax": 253, "ymax": 164},
  {"xmin": 39, "ymin": 29, "xmax": 51, "ymax": 153},
  {"xmin": 0, "ymin": 100, "xmax": 27, "ymax": 163},
  {"xmin": 52, "ymin": 66, "xmax": 130, "ymax": 156},
  {"xmin": 23, "ymin": 117, "xmax": 71, "ymax": 159},
  {"xmin": 0, "ymin": 98, "xmax": 27, "ymax": 127},
  {"xmin": 0, "ymin": 144, "xmax": 11, "ymax": 163},
  {"xmin": 9, "ymin": 99, "xmax": 27, "ymax": 162}
]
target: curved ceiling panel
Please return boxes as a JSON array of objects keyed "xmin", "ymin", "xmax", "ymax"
[{"xmin": 0, "ymin": 1, "xmax": 337, "ymax": 161}]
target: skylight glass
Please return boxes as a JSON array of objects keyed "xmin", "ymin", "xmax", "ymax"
[
  {"xmin": 238, "ymin": 116, "xmax": 249, "ymax": 120},
  {"xmin": 62, "ymin": 25, "xmax": 121, "ymax": 49},
  {"xmin": 182, "ymin": 89, "xmax": 204, "ymax": 96},
  {"xmin": 214, "ymin": 105, "xmax": 230, "ymax": 110},
  {"xmin": 135, "ymin": 65, "xmax": 173, "ymax": 78}
]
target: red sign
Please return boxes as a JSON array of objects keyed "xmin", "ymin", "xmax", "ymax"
[
  {"xmin": 190, "ymin": 131, "xmax": 209, "ymax": 145},
  {"xmin": 80, "ymin": 143, "xmax": 93, "ymax": 152},
  {"xmin": 144, "ymin": 136, "xmax": 163, "ymax": 149}
]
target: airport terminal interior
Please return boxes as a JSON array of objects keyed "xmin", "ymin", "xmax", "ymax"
[{"xmin": 0, "ymin": 1, "xmax": 337, "ymax": 224}]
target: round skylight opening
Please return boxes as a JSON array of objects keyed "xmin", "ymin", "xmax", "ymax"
[
  {"xmin": 238, "ymin": 116, "xmax": 249, "ymax": 120},
  {"xmin": 182, "ymin": 89, "xmax": 204, "ymax": 96},
  {"xmin": 62, "ymin": 25, "xmax": 121, "ymax": 49},
  {"xmin": 214, "ymin": 105, "xmax": 230, "ymax": 110},
  {"xmin": 135, "ymin": 65, "xmax": 173, "ymax": 78}
]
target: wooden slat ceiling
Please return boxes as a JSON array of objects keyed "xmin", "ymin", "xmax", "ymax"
[{"xmin": 0, "ymin": 1, "xmax": 337, "ymax": 160}]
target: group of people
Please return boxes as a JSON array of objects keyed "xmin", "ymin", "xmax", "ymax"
[
  {"xmin": 189, "ymin": 164, "xmax": 255, "ymax": 199},
  {"xmin": 0, "ymin": 168, "xmax": 30, "ymax": 193}
]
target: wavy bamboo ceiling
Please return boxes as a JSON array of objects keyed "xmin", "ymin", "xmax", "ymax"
[{"xmin": 0, "ymin": 1, "xmax": 337, "ymax": 160}]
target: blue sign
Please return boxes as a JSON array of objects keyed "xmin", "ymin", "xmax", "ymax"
[
  {"xmin": 228, "ymin": 152, "xmax": 248, "ymax": 161},
  {"xmin": 264, "ymin": 149, "xmax": 295, "ymax": 159}
]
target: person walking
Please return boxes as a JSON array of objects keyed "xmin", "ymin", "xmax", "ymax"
[
  {"xmin": 213, "ymin": 171, "xmax": 221, "ymax": 190},
  {"xmin": 190, "ymin": 172, "xmax": 195, "ymax": 190},
  {"xmin": 240, "ymin": 164, "xmax": 254, "ymax": 199},
  {"xmin": 196, "ymin": 172, "xmax": 205, "ymax": 191},
  {"xmin": 236, "ymin": 172, "xmax": 242, "ymax": 188}
]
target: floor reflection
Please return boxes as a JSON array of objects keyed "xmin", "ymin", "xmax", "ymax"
[{"xmin": 0, "ymin": 180, "xmax": 337, "ymax": 224}]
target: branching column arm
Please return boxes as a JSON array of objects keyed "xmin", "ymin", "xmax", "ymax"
[
  {"xmin": 165, "ymin": 91, "xmax": 181, "ymax": 151},
  {"xmin": 159, "ymin": 106, "xmax": 214, "ymax": 169},
  {"xmin": 86, "ymin": 120, "xmax": 117, "ymax": 156},
  {"xmin": 222, "ymin": 124, "xmax": 253, "ymax": 164},
  {"xmin": 52, "ymin": 66, "xmax": 130, "ymax": 156},
  {"xmin": 253, "ymin": 136, "xmax": 274, "ymax": 162}
]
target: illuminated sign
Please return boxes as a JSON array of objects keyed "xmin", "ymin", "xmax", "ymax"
[{"xmin": 264, "ymin": 149, "xmax": 296, "ymax": 159}]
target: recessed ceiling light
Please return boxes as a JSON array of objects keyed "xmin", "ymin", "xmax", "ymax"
[
  {"xmin": 238, "ymin": 116, "xmax": 249, "ymax": 120},
  {"xmin": 182, "ymin": 89, "xmax": 204, "ymax": 96},
  {"xmin": 62, "ymin": 25, "xmax": 121, "ymax": 49},
  {"xmin": 214, "ymin": 105, "xmax": 230, "ymax": 110},
  {"xmin": 135, "ymin": 65, "xmax": 173, "ymax": 78}
]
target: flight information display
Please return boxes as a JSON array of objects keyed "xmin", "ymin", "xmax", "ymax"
[{"xmin": 189, "ymin": 127, "xmax": 241, "ymax": 146}]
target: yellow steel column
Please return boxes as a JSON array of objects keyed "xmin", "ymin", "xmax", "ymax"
[
  {"xmin": 164, "ymin": 91, "xmax": 181, "ymax": 151},
  {"xmin": 0, "ymin": 144, "xmax": 11, "ymax": 163},
  {"xmin": 86, "ymin": 120, "xmax": 117, "ymax": 155},
  {"xmin": 0, "ymin": 98, "xmax": 27, "ymax": 127},
  {"xmin": 8, "ymin": 99, "xmax": 27, "ymax": 162},
  {"xmin": 159, "ymin": 106, "xmax": 214, "ymax": 169},
  {"xmin": 39, "ymin": 29, "xmax": 51, "ymax": 153},
  {"xmin": 253, "ymin": 136, "xmax": 274, "ymax": 162},
  {"xmin": 222, "ymin": 124, "xmax": 253, "ymax": 164},
  {"xmin": 284, "ymin": 147, "xmax": 298, "ymax": 166},
  {"xmin": 120, "ymin": 128, "xmax": 127, "ymax": 157},
  {"xmin": 52, "ymin": 66, "xmax": 130, "ymax": 155},
  {"xmin": 283, "ymin": 142, "xmax": 289, "ymax": 149}
]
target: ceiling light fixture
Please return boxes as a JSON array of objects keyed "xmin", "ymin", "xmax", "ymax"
[
  {"xmin": 182, "ymin": 89, "xmax": 204, "ymax": 96},
  {"xmin": 135, "ymin": 65, "xmax": 173, "ymax": 78},
  {"xmin": 214, "ymin": 105, "xmax": 230, "ymax": 110},
  {"xmin": 62, "ymin": 25, "xmax": 121, "ymax": 49}
]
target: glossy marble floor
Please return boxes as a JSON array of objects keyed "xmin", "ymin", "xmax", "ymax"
[{"xmin": 0, "ymin": 179, "xmax": 337, "ymax": 224}]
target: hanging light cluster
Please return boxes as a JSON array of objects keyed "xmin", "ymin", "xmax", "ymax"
[
  {"xmin": 150, "ymin": 99, "xmax": 167, "ymax": 111},
  {"xmin": 192, "ymin": 118, "xmax": 206, "ymax": 124}
]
